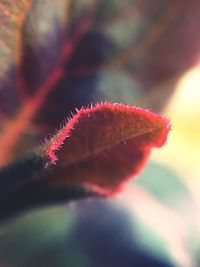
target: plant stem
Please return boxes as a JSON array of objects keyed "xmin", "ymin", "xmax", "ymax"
[{"xmin": 0, "ymin": 154, "xmax": 96, "ymax": 222}]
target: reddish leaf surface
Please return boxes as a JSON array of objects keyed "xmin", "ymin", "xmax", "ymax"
[
  {"xmin": 43, "ymin": 103, "xmax": 170, "ymax": 196},
  {"xmin": 1, "ymin": 0, "xmax": 200, "ymax": 166}
]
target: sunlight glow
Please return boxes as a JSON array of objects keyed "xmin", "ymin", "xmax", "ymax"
[
  {"xmin": 151, "ymin": 66, "xmax": 200, "ymax": 234},
  {"xmin": 152, "ymin": 65, "xmax": 200, "ymax": 176},
  {"xmin": 169, "ymin": 66, "xmax": 200, "ymax": 116}
]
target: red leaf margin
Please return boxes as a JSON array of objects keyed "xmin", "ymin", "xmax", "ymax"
[{"xmin": 42, "ymin": 103, "xmax": 171, "ymax": 196}]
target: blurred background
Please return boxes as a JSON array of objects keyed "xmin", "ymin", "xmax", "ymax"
[{"xmin": 0, "ymin": 0, "xmax": 200, "ymax": 266}]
